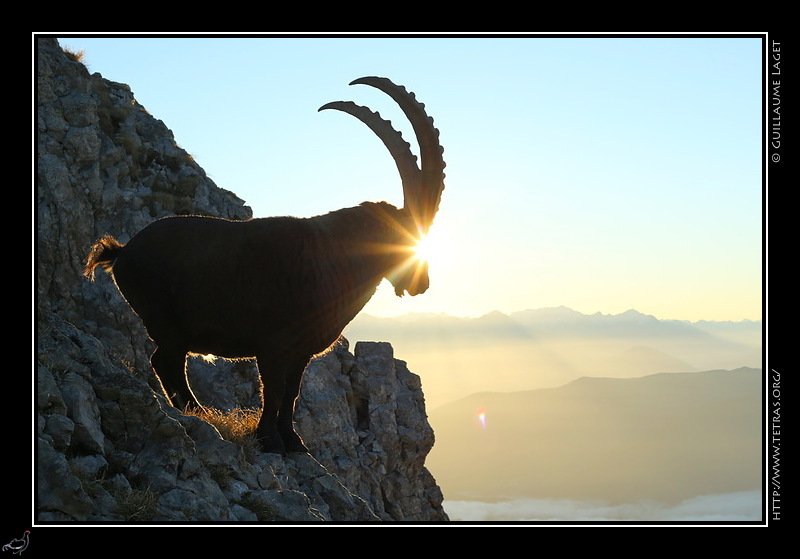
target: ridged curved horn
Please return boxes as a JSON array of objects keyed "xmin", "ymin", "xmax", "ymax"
[
  {"xmin": 318, "ymin": 100, "xmax": 423, "ymax": 211},
  {"xmin": 319, "ymin": 76, "xmax": 445, "ymax": 233}
]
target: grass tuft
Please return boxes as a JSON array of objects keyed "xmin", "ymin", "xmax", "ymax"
[
  {"xmin": 115, "ymin": 486, "xmax": 159, "ymax": 521},
  {"xmin": 186, "ymin": 407, "xmax": 261, "ymax": 457}
]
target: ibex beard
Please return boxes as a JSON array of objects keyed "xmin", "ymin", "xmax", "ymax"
[{"xmin": 84, "ymin": 77, "xmax": 446, "ymax": 455}]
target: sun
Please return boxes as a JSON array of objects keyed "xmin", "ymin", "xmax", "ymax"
[{"xmin": 413, "ymin": 233, "xmax": 437, "ymax": 263}]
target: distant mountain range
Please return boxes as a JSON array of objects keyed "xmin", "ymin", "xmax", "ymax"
[
  {"xmin": 426, "ymin": 367, "xmax": 762, "ymax": 519},
  {"xmin": 344, "ymin": 307, "xmax": 763, "ymax": 408},
  {"xmin": 345, "ymin": 307, "xmax": 763, "ymax": 520},
  {"xmin": 347, "ymin": 306, "xmax": 762, "ymax": 347}
]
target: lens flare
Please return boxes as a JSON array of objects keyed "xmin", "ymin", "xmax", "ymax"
[{"xmin": 477, "ymin": 408, "xmax": 487, "ymax": 430}]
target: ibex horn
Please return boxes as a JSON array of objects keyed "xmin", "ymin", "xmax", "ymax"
[{"xmin": 319, "ymin": 76, "xmax": 445, "ymax": 233}]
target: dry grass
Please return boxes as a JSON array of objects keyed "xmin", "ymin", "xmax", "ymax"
[
  {"xmin": 186, "ymin": 407, "xmax": 261, "ymax": 457},
  {"xmin": 116, "ymin": 486, "xmax": 160, "ymax": 521}
]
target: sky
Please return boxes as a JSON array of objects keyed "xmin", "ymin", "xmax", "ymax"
[{"xmin": 50, "ymin": 34, "xmax": 764, "ymax": 322}]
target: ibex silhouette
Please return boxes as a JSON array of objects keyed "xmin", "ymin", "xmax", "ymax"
[{"xmin": 84, "ymin": 77, "xmax": 446, "ymax": 454}]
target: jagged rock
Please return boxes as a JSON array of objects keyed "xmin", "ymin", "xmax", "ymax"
[
  {"xmin": 36, "ymin": 315, "xmax": 413, "ymax": 522},
  {"xmin": 35, "ymin": 37, "xmax": 447, "ymax": 523}
]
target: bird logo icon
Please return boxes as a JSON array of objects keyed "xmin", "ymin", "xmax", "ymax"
[{"xmin": 2, "ymin": 531, "xmax": 29, "ymax": 555}]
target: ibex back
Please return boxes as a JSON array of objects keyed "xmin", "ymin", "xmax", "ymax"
[{"xmin": 84, "ymin": 77, "xmax": 446, "ymax": 455}]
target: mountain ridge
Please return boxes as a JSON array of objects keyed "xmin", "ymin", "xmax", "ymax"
[{"xmin": 441, "ymin": 365, "xmax": 761, "ymax": 403}]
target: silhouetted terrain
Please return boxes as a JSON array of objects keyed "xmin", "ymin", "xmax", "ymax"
[{"xmin": 427, "ymin": 367, "xmax": 762, "ymax": 520}]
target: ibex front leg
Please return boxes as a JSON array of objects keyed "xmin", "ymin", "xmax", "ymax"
[{"xmin": 256, "ymin": 353, "xmax": 309, "ymax": 455}]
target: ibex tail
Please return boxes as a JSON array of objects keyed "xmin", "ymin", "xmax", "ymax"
[{"xmin": 83, "ymin": 235, "xmax": 125, "ymax": 281}]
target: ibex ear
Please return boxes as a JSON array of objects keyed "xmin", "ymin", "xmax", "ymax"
[{"xmin": 319, "ymin": 77, "xmax": 445, "ymax": 235}]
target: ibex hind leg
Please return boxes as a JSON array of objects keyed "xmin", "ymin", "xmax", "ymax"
[{"xmin": 151, "ymin": 345, "xmax": 198, "ymax": 410}]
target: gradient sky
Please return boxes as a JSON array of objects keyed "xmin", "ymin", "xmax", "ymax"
[{"xmin": 51, "ymin": 34, "xmax": 764, "ymax": 322}]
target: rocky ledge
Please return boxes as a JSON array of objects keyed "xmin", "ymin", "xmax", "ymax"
[{"xmin": 35, "ymin": 36, "xmax": 447, "ymax": 523}]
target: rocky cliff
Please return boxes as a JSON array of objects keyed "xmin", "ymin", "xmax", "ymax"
[{"xmin": 35, "ymin": 37, "xmax": 448, "ymax": 522}]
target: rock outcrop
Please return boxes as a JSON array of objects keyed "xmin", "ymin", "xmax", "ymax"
[{"xmin": 35, "ymin": 37, "xmax": 447, "ymax": 522}]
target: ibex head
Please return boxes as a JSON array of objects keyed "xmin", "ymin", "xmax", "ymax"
[{"xmin": 319, "ymin": 76, "xmax": 445, "ymax": 298}]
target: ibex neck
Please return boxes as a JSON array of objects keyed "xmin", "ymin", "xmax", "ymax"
[{"xmin": 311, "ymin": 201, "xmax": 406, "ymax": 298}]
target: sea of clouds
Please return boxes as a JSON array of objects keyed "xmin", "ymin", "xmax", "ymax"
[{"xmin": 443, "ymin": 490, "xmax": 762, "ymax": 523}]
